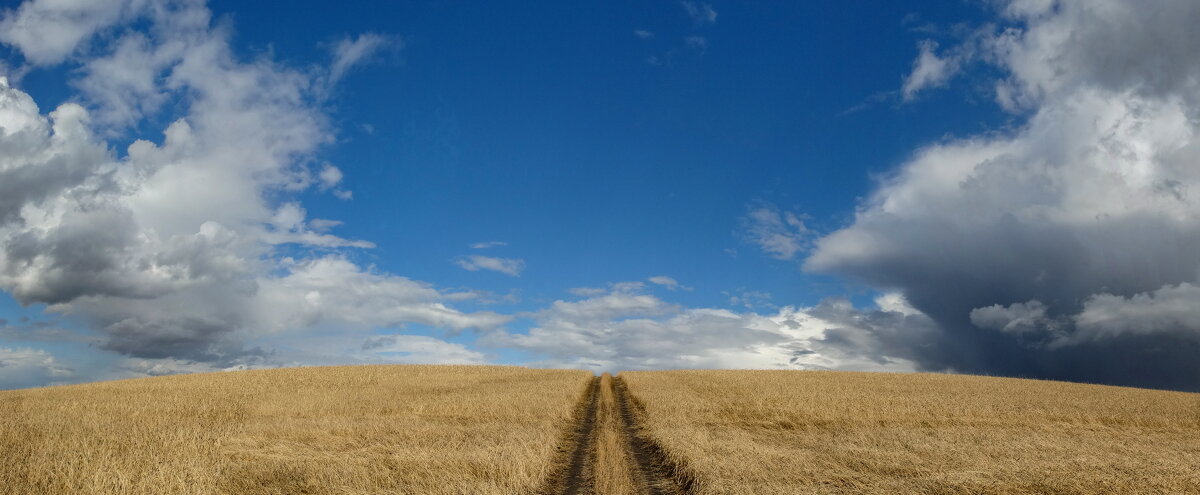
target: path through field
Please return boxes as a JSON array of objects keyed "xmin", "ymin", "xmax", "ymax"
[{"xmin": 546, "ymin": 374, "xmax": 689, "ymax": 495}]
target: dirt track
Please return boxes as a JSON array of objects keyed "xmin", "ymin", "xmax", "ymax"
[{"xmin": 544, "ymin": 374, "xmax": 688, "ymax": 495}]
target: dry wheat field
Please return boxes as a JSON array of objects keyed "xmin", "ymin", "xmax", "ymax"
[
  {"xmin": 3, "ymin": 366, "xmax": 1200, "ymax": 494},
  {"xmin": 0, "ymin": 365, "xmax": 592, "ymax": 495},
  {"xmin": 621, "ymin": 370, "xmax": 1200, "ymax": 494}
]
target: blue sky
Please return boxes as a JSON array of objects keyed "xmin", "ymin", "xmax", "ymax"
[
  {"xmin": 12, "ymin": 0, "xmax": 1004, "ymax": 310},
  {"xmin": 213, "ymin": 0, "xmax": 995, "ymax": 307},
  {"xmin": 2, "ymin": 0, "xmax": 1200, "ymax": 391}
]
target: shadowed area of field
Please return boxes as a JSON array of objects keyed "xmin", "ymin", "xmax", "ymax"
[
  {"xmin": 0, "ymin": 365, "xmax": 592, "ymax": 495},
  {"xmin": 621, "ymin": 370, "xmax": 1200, "ymax": 494}
]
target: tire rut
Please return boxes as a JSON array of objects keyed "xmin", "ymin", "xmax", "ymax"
[
  {"xmin": 546, "ymin": 376, "xmax": 601, "ymax": 495},
  {"xmin": 611, "ymin": 376, "xmax": 690, "ymax": 495},
  {"xmin": 546, "ymin": 375, "xmax": 690, "ymax": 495}
]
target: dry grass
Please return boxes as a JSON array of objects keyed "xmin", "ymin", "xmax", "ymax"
[
  {"xmin": 621, "ymin": 370, "xmax": 1200, "ymax": 494},
  {"xmin": 593, "ymin": 373, "xmax": 638, "ymax": 495},
  {"xmin": 0, "ymin": 364, "xmax": 592, "ymax": 495}
]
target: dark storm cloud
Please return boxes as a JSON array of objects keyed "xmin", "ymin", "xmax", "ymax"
[
  {"xmin": 805, "ymin": 0, "xmax": 1200, "ymax": 391},
  {"xmin": 102, "ymin": 315, "xmax": 241, "ymax": 361}
]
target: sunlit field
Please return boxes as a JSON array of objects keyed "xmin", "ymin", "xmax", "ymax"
[
  {"xmin": 4, "ymin": 366, "xmax": 1199, "ymax": 494},
  {"xmin": 621, "ymin": 370, "xmax": 1200, "ymax": 494},
  {"xmin": 0, "ymin": 365, "xmax": 592, "ymax": 495}
]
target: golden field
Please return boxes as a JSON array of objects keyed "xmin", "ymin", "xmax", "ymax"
[
  {"xmin": 0, "ymin": 365, "xmax": 592, "ymax": 495},
  {"xmin": 593, "ymin": 373, "xmax": 639, "ymax": 495},
  {"xmin": 621, "ymin": 370, "xmax": 1200, "ymax": 494},
  {"xmin": 3, "ymin": 365, "xmax": 1199, "ymax": 494}
]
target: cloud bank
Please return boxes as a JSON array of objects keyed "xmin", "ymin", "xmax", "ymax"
[
  {"xmin": 484, "ymin": 283, "xmax": 927, "ymax": 373},
  {"xmin": 0, "ymin": 0, "xmax": 505, "ymax": 382},
  {"xmin": 807, "ymin": 0, "xmax": 1200, "ymax": 390}
]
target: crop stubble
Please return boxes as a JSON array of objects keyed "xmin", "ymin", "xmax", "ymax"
[
  {"xmin": 544, "ymin": 373, "xmax": 689, "ymax": 495},
  {"xmin": 4, "ymin": 366, "xmax": 1198, "ymax": 494},
  {"xmin": 0, "ymin": 365, "xmax": 593, "ymax": 495},
  {"xmin": 620, "ymin": 370, "xmax": 1200, "ymax": 494}
]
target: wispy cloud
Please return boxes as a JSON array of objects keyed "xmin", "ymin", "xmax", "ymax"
[
  {"xmin": 470, "ymin": 241, "xmax": 508, "ymax": 249},
  {"xmin": 454, "ymin": 255, "xmax": 525, "ymax": 276},
  {"xmin": 328, "ymin": 33, "xmax": 398, "ymax": 87},
  {"xmin": 726, "ymin": 290, "xmax": 774, "ymax": 310},
  {"xmin": 901, "ymin": 40, "xmax": 961, "ymax": 100},
  {"xmin": 739, "ymin": 204, "xmax": 811, "ymax": 260},
  {"xmin": 681, "ymin": 1, "xmax": 717, "ymax": 26},
  {"xmin": 648, "ymin": 276, "xmax": 692, "ymax": 291}
]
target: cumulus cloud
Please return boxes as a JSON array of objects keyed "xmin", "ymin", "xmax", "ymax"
[
  {"xmin": 970, "ymin": 300, "xmax": 1052, "ymax": 335},
  {"xmin": 808, "ymin": 0, "xmax": 1200, "ymax": 390},
  {"xmin": 256, "ymin": 257, "xmax": 512, "ymax": 334},
  {"xmin": 1072, "ymin": 283, "xmax": 1200, "ymax": 344},
  {"xmin": 0, "ymin": 0, "xmax": 133, "ymax": 65},
  {"xmin": 455, "ymin": 255, "xmax": 525, "ymax": 276},
  {"xmin": 0, "ymin": 0, "xmax": 504, "ymax": 381},
  {"xmin": 318, "ymin": 164, "xmax": 343, "ymax": 189},
  {"xmin": 316, "ymin": 164, "xmax": 353, "ymax": 200},
  {"xmin": 740, "ymin": 204, "xmax": 810, "ymax": 260},
  {"xmin": 484, "ymin": 284, "xmax": 928, "ymax": 372}
]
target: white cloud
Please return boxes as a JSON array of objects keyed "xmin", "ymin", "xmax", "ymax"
[
  {"xmin": 902, "ymin": 40, "xmax": 959, "ymax": 100},
  {"xmin": 634, "ymin": 29, "xmax": 654, "ymax": 39},
  {"xmin": 255, "ymin": 257, "xmax": 512, "ymax": 334},
  {"xmin": 0, "ymin": 0, "xmax": 133, "ymax": 65},
  {"xmin": 970, "ymin": 300, "xmax": 1053, "ymax": 335},
  {"xmin": 317, "ymin": 164, "xmax": 353, "ymax": 200},
  {"xmin": 318, "ymin": 164, "xmax": 343, "ymax": 189},
  {"xmin": 647, "ymin": 275, "xmax": 691, "ymax": 291},
  {"xmin": 568, "ymin": 286, "xmax": 608, "ymax": 297},
  {"xmin": 740, "ymin": 204, "xmax": 810, "ymax": 260},
  {"xmin": 360, "ymin": 334, "xmax": 486, "ymax": 365},
  {"xmin": 328, "ymin": 33, "xmax": 396, "ymax": 87},
  {"xmin": 1072, "ymin": 283, "xmax": 1200, "ymax": 343},
  {"xmin": 0, "ymin": 0, "xmax": 501, "ymax": 378},
  {"xmin": 470, "ymin": 241, "xmax": 507, "ymax": 249},
  {"xmin": 454, "ymin": 255, "xmax": 525, "ymax": 276},
  {"xmin": 483, "ymin": 283, "xmax": 925, "ymax": 373},
  {"xmin": 0, "ymin": 347, "xmax": 71, "ymax": 389},
  {"xmin": 872, "ymin": 291, "xmax": 920, "ymax": 316},
  {"xmin": 684, "ymin": 35, "xmax": 707, "ymax": 50}
]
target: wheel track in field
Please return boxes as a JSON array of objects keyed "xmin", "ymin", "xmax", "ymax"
[
  {"xmin": 611, "ymin": 375, "xmax": 690, "ymax": 495},
  {"xmin": 545, "ymin": 375, "xmax": 690, "ymax": 495}
]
